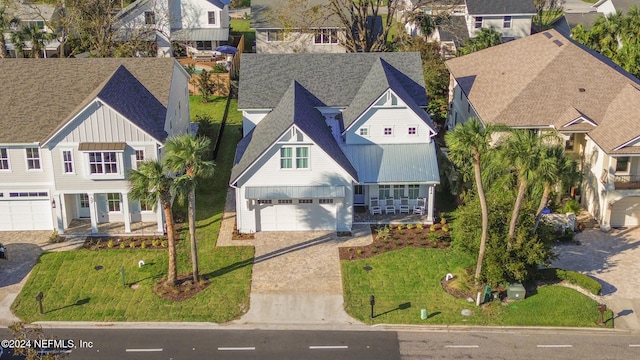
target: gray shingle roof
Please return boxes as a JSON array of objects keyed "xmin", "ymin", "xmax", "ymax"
[
  {"xmin": 238, "ymin": 52, "xmax": 427, "ymax": 110},
  {"xmin": 465, "ymin": 0, "xmax": 536, "ymax": 15},
  {"xmin": 250, "ymin": 0, "xmax": 341, "ymax": 29},
  {"xmin": 0, "ymin": 58, "xmax": 176, "ymax": 144},
  {"xmin": 230, "ymin": 81, "xmax": 358, "ymax": 185},
  {"xmin": 437, "ymin": 15, "xmax": 469, "ymax": 45},
  {"xmin": 445, "ymin": 29, "xmax": 640, "ymax": 154}
]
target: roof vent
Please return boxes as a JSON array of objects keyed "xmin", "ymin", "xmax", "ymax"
[
  {"xmin": 543, "ymin": 31, "xmax": 553, "ymax": 39},
  {"xmin": 553, "ymin": 39, "xmax": 564, "ymax": 47},
  {"xmin": 579, "ymin": 88, "xmax": 586, "ymax": 92}
]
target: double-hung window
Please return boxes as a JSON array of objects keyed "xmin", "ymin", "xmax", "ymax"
[
  {"xmin": 107, "ymin": 193, "xmax": 121, "ymax": 212},
  {"xmin": 0, "ymin": 148, "xmax": 9, "ymax": 170},
  {"xmin": 503, "ymin": 16, "xmax": 512, "ymax": 29},
  {"xmin": 135, "ymin": 149, "xmax": 145, "ymax": 168},
  {"xmin": 89, "ymin": 152, "xmax": 117, "ymax": 174},
  {"xmin": 62, "ymin": 150, "xmax": 73, "ymax": 173},
  {"xmin": 408, "ymin": 184, "xmax": 420, "ymax": 199},
  {"xmin": 280, "ymin": 147, "xmax": 293, "ymax": 168},
  {"xmin": 296, "ymin": 147, "xmax": 309, "ymax": 169},
  {"xmin": 26, "ymin": 148, "xmax": 40, "ymax": 170},
  {"xmin": 474, "ymin": 16, "xmax": 483, "ymax": 29},
  {"xmin": 379, "ymin": 185, "xmax": 391, "ymax": 199},
  {"xmin": 208, "ymin": 11, "xmax": 216, "ymax": 25},
  {"xmin": 281, "ymin": 146, "xmax": 309, "ymax": 169},
  {"xmin": 393, "ymin": 185, "xmax": 405, "ymax": 199}
]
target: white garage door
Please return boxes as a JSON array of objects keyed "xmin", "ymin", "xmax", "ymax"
[
  {"xmin": 0, "ymin": 199, "xmax": 54, "ymax": 231},
  {"xmin": 257, "ymin": 199, "xmax": 337, "ymax": 231},
  {"xmin": 610, "ymin": 197, "xmax": 640, "ymax": 227}
]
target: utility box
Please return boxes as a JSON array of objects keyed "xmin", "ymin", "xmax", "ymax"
[{"xmin": 507, "ymin": 283, "xmax": 526, "ymax": 300}]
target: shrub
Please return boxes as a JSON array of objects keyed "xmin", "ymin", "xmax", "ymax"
[
  {"xmin": 152, "ymin": 239, "xmax": 160, "ymax": 247},
  {"xmin": 537, "ymin": 268, "xmax": 602, "ymax": 295},
  {"xmin": 440, "ymin": 216, "xmax": 447, "ymax": 225},
  {"xmin": 416, "ymin": 223, "xmax": 423, "ymax": 230},
  {"xmin": 107, "ymin": 239, "xmax": 114, "ymax": 248},
  {"xmin": 129, "ymin": 241, "xmax": 136, "ymax": 249},
  {"xmin": 376, "ymin": 226, "xmax": 391, "ymax": 241},
  {"xmin": 562, "ymin": 199, "xmax": 581, "ymax": 214},
  {"xmin": 49, "ymin": 230, "xmax": 64, "ymax": 243},
  {"xmin": 430, "ymin": 224, "xmax": 436, "ymax": 232},
  {"xmin": 119, "ymin": 242, "xmax": 126, "ymax": 249},
  {"xmin": 442, "ymin": 224, "xmax": 449, "ymax": 233},
  {"xmin": 557, "ymin": 228, "xmax": 575, "ymax": 242},
  {"xmin": 141, "ymin": 241, "xmax": 147, "ymax": 249},
  {"xmin": 427, "ymin": 232, "xmax": 438, "ymax": 242},
  {"xmin": 406, "ymin": 223, "xmax": 413, "ymax": 230},
  {"xmin": 397, "ymin": 224, "xmax": 404, "ymax": 230},
  {"xmin": 161, "ymin": 240, "xmax": 167, "ymax": 248},
  {"xmin": 356, "ymin": 249, "xmax": 363, "ymax": 255}
]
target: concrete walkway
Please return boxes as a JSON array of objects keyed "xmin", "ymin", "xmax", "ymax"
[
  {"xmin": 564, "ymin": 0, "xmax": 598, "ymax": 13},
  {"xmin": 552, "ymin": 227, "xmax": 640, "ymax": 330},
  {"xmin": 217, "ymin": 188, "xmax": 372, "ymax": 327}
]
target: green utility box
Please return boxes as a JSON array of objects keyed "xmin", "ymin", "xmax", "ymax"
[{"xmin": 507, "ymin": 283, "xmax": 526, "ymax": 300}]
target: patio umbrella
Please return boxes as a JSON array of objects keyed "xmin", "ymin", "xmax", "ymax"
[{"xmin": 215, "ymin": 45, "xmax": 238, "ymax": 54}]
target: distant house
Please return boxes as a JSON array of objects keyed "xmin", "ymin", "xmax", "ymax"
[
  {"xmin": 250, "ymin": 0, "xmax": 346, "ymax": 54},
  {"xmin": 0, "ymin": 58, "xmax": 191, "ymax": 233},
  {"xmin": 232, "ymin": 53, "xmax": 440, "ymax": 233},
  {"xmin": 446, "ymin": 29, "xmax": 640, "ymax": 229},
  {"xmin": 1, "ymin": 2, "xmax": 61, "ymax": 58},
  {"xmin": 593, "ymin": 0, "xmax": 638, "ymax": 15},
  {"xmin": 114, "ymin": 0, "xmax": 230, "ymax": 58},
  {"xmin": 464, "ymin": 0, "xmax": 536, "ymax": 41}
]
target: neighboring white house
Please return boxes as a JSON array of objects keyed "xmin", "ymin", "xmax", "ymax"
[
  {"xmin": 464, "ymin": 0, "xmax": 536, "ymax": 41},
  {"xmin": 114, "ymin": 0, "xmax": 230, "ymax": 57},
  {"xmin": 1, "ymin": 2, "xmax": 62, "ymax": 58},
  {"xmin": 593, "ymin": 0, "xmax": 638, "ymax": 15},
  {"xmin": 250, "ymin": 0, "xmax": 346, "ymax": 54},
  {"xmin": 445, "ymin": 29, "xmax": 640, "ymax": 229},
  {"xmin": 0, "ymin": 58, "xmax": 191, "ymax": 233},
  {"xmin": 231, "ymin": 53, "xmax": 440, "ymax": 233}
]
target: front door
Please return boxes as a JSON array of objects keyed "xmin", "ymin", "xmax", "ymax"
[
  {"xmin": 354, "ymin": 185, "xmax": 364, "ymax": 205},
  {"xmin": 78, "ymin": 193, "xmax": 90, "ymax": 218}
]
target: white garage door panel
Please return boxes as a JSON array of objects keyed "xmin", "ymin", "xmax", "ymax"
[
  {"xmin": 257, "ymin": 201, "xmax": 337, "ymax": 231},
  {"xmin": 610, "ymin": 197, "xmax": 640, "ymax": 227},
  {"xmin": 0, "ymin": 200, "xmax": 54, "ymax": 231}
]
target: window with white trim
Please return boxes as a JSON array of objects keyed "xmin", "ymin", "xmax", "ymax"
[
  {"xmin": 267, "ymin": 30, "xmax": 284, "ymax": 42},
  {"xmin": 474, "ymin": 16, "xmax": 483, "ymax": 29},
  {"xmin": 384, "ymin": 127, "xmax": 393, "ymax": 136},
  {"xmin": 379, "ymin": 185, "xmax": 391, "ymax": 199},
  {"xmin": 196, "ymin": 40, "xmax": 213, "ymax": 50},
  {"xmin": 62, "ymin": 150, "xmax": 73, "ymax": 173},
  {"xmin": 319, "ymin": 198, "xmax": 333, "ymax": 204},
  {"xmin": 296, "ymin": 147, "xmax": 309, "ymax": 169},
  {"xmin": 298, "ymin": 199, "xmax": 313, "ymax": 204},
  {"xmin": 107, "ymin": 193, "xmax": 121, "ymax": 212},
  {"xmin": 408, "ymin": 127, "xmax": 417, "ymax": 135},
  {"xmin": 393, "ymin": 185, "xmax": 405, "ymax": 199},
  {"xmin": 208, "ymin": 11, "xmax": 216, "ymax": 24},
  {"xmin": 9, "ymin": 191, "xmax": 48, "ymax": 198},
  {"xmin": 359, "ymin": 127, "xmax": 369, "ymax": 136},
  {"xmin": 26, "ymin": 148, "xmax": 40, "ymax": 170},
  {"xmin": 278, "ymin": 199, "xmax": 293, "ymax": 204},
  {"xmin": 135, "ymin": 149, "xmax": 145, "ymax": 167},
  {"xmin": 280, "ymin": 147, "xmax": 293, "ymax": 168},
  {"xmin": 314, "ymin": 28, "xmax": 338, "ymax": 44},
  {"xmin": 89, "ymin": 152, "xmax": 117, "ymax": 174},
  {"xmin": 0, "ymin": 148, "xmax": 9, "ymax": 170},
  {"xmin": 503, "ymin": 16, "xmax": 512, "ymax": 29},
  {"xmin": 257, "ymin": 199, "xmax": 272, "ymax": 204},
  {"xmin": 408, "ymin": 184, "xmax": 420, "ymax": 199},
  {"xmin": 616, "ymin": 157, "xmax": 630, "ymax": 173}
]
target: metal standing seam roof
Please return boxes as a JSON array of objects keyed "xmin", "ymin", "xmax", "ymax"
[
  {"xmin": 342, "ymin": 143, "xmax": 440, "ymax": 184},
  {"xmin": 245, "ymin": 185, "xmax": 346, "ymax": 199},
  {"xmin": 465, "ymin": 0, "xmax": 536, "ymax": 15},
  {"xmin": 170, "ymin": 28, "xmax": 230, "ymax": 41}
]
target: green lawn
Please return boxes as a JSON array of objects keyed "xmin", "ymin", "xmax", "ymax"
[
  {"xmin": 12, "ymin": 96, "xmax": 253, "ymax": 323},
  {"xmin": 342, "ymin": 248, "xmax": 613, "ymax": 327},
  {"xmin": 231, "ymin": 19, "xmax": 255, "ymax": 52}
]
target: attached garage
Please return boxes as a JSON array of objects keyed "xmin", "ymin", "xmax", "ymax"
[
  {"xmin": 247, "ymin": 186, "xmax": 344, "ymax": 231},
  {"xmin": 610, "ymin": 196, "xmax": 640, "ymax": 227},
  {"xmin": 0, "ymin": 193, "xmax": 54, "ymax": 231}
]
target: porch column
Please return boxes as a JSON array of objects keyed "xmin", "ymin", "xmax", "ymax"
[
  {"xmin": 88, "ymin": 193, "xmax": 98, "ymax": 234},
  {"xmin": 427, "ymin": 186, "xmax": 435, "ymax": 223},
  {"xmin": 156, "ymin": 200, "xmax": 164, "ymax": 233},
  {"xmin": 53, "ymin": 193, "xmax": 64, "ymax": 235},
  {"xmin": 121, "ymin": 192, "xmax": 131, "ymax": 233}
]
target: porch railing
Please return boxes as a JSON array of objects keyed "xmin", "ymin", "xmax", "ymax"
[{"xmin": 614, "ymin": 175, "xmax": 640, "ymax": 190}]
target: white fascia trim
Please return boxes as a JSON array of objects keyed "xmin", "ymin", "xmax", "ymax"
[
  {"xmin": 563, "ymin": 116, "xmax": 597, "ymax": 128},
  {"xmin": 614, "ymin": 135, "xmax": 640, "ymax": 151},
  {"xmin": 471, "ymin": 13, "xmax": 536, "ymax": 17}
]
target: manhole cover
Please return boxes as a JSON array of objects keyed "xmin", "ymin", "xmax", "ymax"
[
  {"xmin": 364, "ymin": 265, "xmax": 372, "ymax": 271},
  {"xmin": 94, "ymin": 265, "xmax": 103, "ymax": 271}
]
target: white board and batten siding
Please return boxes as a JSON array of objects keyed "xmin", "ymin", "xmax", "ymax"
[
  {"xmin": 165, "ymin": 61, "xmax": 192, "ymax": 138},
  {"xmin": 235, "ymin": 130, "xmax": 353, "ymax": 233}
]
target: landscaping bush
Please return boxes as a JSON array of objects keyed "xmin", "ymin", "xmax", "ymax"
[
  {"xmin": 562, "ymin": 198, "xmax": 581, "ymax": 214},
  {"xmin": 537, "ymin": 268, "xmax": 602, "ymax": 295}
]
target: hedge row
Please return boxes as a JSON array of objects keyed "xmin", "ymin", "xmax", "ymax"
[{"xmin": 536, "ymin": 268, "xmax": 602, "ymax": 295}]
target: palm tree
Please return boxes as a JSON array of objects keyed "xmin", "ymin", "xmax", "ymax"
[
  {"xmin": 164, "ymin": 134, "xmax": 215, "ymax": 283},
  {"xmin": 0, "ymin": 6, "xmax": 19, "ymax": 59},
  {"xmin": 445, "ymin": 118, "xmax": 503, "ymax": 282},
  {"xmin": 458, "ymin": 27, "xmax": 502, "ymax": 55},
  {"xmin": 11, "ymin": 22, "xmax": 55, "ymax": 58},
  {"xmin": 129, "ymin": 160, "xmax": 179, "ymax": 286}
]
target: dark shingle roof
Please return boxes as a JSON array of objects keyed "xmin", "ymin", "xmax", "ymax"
[
  {"xmin": 342, "ymin": 58, "xmax": 433, "ymax": 131},
  {"xmin": 238, "ymin": 52, "xmax": 427, "ymax": 110},
  {"xmin": 465, "ymin": 0, "xmax": 536, "ymax": 15},
  {"xmin": 437, "ymin": 15, "xmax": 469, "ymax": 45},
  {"xmin": 97, "ymin": 66, "xmax": 168, "ymax": 142},
  {"xmin": 0, "ymin": 58, "xmax": 176, "ymax": 144},
  {"xmin": 230, "ymin": 81, "xmax": 358, "ymax": 184}
]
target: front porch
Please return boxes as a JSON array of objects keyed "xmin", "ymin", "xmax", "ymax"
[
  {"xmin": 353, "ymin": 206, "xmax": 434, "ymax": 225},
  {"xmin": 64, "ymin": 219, "xmax": 163, "ymax": 237}
]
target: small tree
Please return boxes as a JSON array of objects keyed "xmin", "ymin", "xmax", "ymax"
[
  {"xmin": 0, "ymin": 5, "xmax": 20, "ymax": 58},
  {"xmin": 457, "ymin": 27, "xmax": 502, "ymax": 55},
  {"xmin": 197, "ymin": 69, "xmax": 216, "ymax": 102}
]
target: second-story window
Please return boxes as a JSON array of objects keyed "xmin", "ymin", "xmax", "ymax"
[
  {"xmin": 267, "ymin": 30, "xmax": 284, "ymax": 42},
  {"xmin": 503, "ymin": 16, "xmax": 512, "ymax": 29},
  {"xmin": 408, "ymin": 127, "xmax": 417, "ymax": 135},
  {"xmin": 384, "ymin": 127, "xmax": 393, "ymax": 136},
  {"xmin": 474, "ymin": 16, "xmax": 483, "ymax": 29},
  {"xmin": 26, "ymin": 148, "xmax": 40, "ymax": 170},
  {"xmin": 296, "ymin": 147, "xmax": 309, "ymax": 169},
  {"xmin": 208, "ymin": 11, "xmax": 216, "ymax": 25},
  {"xmin": 359, "ymin": 127, "xmax": 369, "ymax": 136},
  {"xmin": 89, "ymin": 152, "xmax": 117, "ymax": 174},
  {"xmin": 616, "ymin": 157, "xmax": 630, "ymax": 173},
  {"xmin": 62, "ymin": 150, "xmax": 73, "ymax": 173},
  {"xmin": 0, "ymin": 148, "xmax": 9, "ymax": 170},
  {"xmin": 135, "ymin": 150, "xmax": 145, "ymax": 167},
  {"xmin": 145, "ymin": 11, "xmax": 156, "ymax": 25},
  {"xmin": 314, "ymin": 29, "xmax": 338, "ymax": 44}
]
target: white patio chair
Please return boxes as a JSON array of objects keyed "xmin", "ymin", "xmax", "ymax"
[
  {"xmin": 370, "ymin": 198, "xmax": 382, "ymax": 215},
  {"xmin": 413, "ymin": 198, "xmax": 425, "ymax": 215},
  {"xmin": 385, "ymin": 198, "xmax": 396, "ymax": 214},
  {"xmin": 399, "ymin": 197, "xmax": 410, "ymax": 214}
]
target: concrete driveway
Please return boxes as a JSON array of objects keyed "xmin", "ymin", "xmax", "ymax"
[
  {"xmin": 564, "ymin": 0, "xmax": 598, "ymax": 13},
  {"xmin": 552, "ymin": 227, "xmax": 640, "ymax": 330}
]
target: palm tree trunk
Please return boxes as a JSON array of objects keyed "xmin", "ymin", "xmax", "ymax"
[
  {"xmin": 508, "ymin": 179, "xmax": 528, "ymax": 240},
  {"xmin": 163, "ymin": 201, "xmax": 177, "ymax": 286},
  {"xmin": 473, "ymin": 152, "xmax": 489, "ymax": 283},
  {"xmin": 188, "ymin": 188, "xmax": 199, "ymax": 283},
  {"xmin": 532, "ymin": 182, "xmax": 551, "ymax": 235}
]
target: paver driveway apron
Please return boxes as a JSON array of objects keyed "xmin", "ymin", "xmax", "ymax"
[{"xmin": 552, "ymin": 227, "xmax": 640, "ymax": 330}]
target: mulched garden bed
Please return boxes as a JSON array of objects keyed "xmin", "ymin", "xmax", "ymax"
[
  {"xmin": 152, "ymin": 274, "xmax": 210, "ymax": 302},
  {"xmin": 339, "ymin": 223, "xmax": 451, "ymax": 260},
  {"xmin": 83, "ymin": 236, "xmax": 172, "ymax": 250}
]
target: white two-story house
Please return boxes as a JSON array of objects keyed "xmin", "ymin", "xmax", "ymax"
[
  {"xmin": 2, "ymin": 2, "xmax": 62, "ymax": 58},
  {"xmin": 114, "ymin": 0, "xmax": 230, "ymax": 57},
  {"xmin": 446, "ymin": 29, "xmax": 640, "ymax": 229},
  {"xmin": 231, "ymin": 53, "xmax": 440, "ymax": 233},
  {"xmin": 0, "ymin": 58, "xmax": 191, "ymax": 233},
  {"xmin": 464, "ymin": 0, "xmax": 536, "ymax": 41}
]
